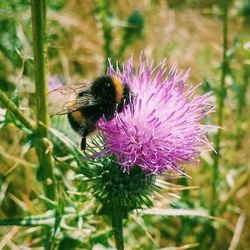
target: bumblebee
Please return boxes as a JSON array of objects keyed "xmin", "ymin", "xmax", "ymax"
[{"xmin": 48, "ymin": 75, "xmax": 131, "ymax": 150}]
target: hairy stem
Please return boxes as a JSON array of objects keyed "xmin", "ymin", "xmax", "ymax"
[
  {"xmin": 211, "ymin": 0, "xmax": 229, "ymax": 216},
  {"xmin": 111, "ymin": 200, "xmax": 124, "ymax": 250},
  {"xmin": 31, "ymin": 0, "xmax": 55, "ymax": 200}
]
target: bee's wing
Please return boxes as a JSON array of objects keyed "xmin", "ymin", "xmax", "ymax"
[{"xmin": 48, "ymin": 81, "xmax": 98, "ymax": 115}]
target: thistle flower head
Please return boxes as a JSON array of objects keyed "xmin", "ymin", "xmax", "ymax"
[
  {"xmin": 97, "ymin": 56, "xmax": 214, "ymax": 175},
  {"xmin": 48, "ymin": 76, "xmax": 63, "ymax": 91}
]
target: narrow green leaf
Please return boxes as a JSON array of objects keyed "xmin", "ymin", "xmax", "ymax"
[
  {"xmin": 142, "ymin": 208, "xmax": 210, "ymax": 218},
  {"xmin": 0, "ymin": 211, "xmax": 55, "ymax": 226}
]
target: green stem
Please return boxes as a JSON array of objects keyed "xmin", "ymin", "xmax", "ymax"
[
  {"xmin": 111, "ymin": 200, "xmax": 124, "ymax": 250},
  {"xmin": 0, "ymin": 89, "xmax": 35, "ymax": 131},
  {"xmin": 235, "ymin": 65, "xmax": 250, "ymax": 149},
  {"xmin": 211, "ymin": 0, "xmax": 229, "ymax": 216},
  {"xmin": 218, "ymin": 167, "xmax": 250, "ymax": 213},
  {"xmin": 93, "ymin": 0, "xmax": 113, "ymax": 71},
  {"xmin": 31, "ymin": 0, "xmax": 55, "ymax": 200}
]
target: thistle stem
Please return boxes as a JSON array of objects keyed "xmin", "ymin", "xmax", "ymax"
[
  {"xmin": 211, "ymin": 0, "xmax": 229, "ymax": 216},
  {"xmin": 235, "ymin": 65, "xmax": 250, "ymax": 149},
  {"xmin": 31, "ymin": 0, "xmax": 55, "ymax": 200},
  {"xmin": 111, "ymin": 200, "xmax": 124, "ymax": 250},
  {"xmin": 0, "ymin": 89, "xmax": 35, "ymax": 131},
  {"xmin": 218, "ymin": 167, "xmax": 250, "ymax": 213},
  {"xmin": 93, "ymin": 0, "xmax": 113, "ymax": 71}
]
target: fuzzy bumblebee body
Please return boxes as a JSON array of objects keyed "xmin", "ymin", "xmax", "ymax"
[{"xmin": 49, "ymin": 75, "xmax": 131, "ymax": 150}]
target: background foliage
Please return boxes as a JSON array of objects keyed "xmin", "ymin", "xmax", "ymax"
[{"xmin": 0, "ymin": 0, "xmax": 250, "ymax": 249}]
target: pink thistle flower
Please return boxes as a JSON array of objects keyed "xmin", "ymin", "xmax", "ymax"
[
  {"xmin": 48, "ymin": 76, "xmax": 63, "ymax": 91},
  {"xmin": 97, "ymin": 56, "xmax": 215, "ymax": 174}
]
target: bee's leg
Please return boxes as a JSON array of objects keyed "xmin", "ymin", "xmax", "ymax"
[
  {"xmin": 80, "ymin": 137, "xmax": 87, "ymax": 151},
  {"xmin": 80, "ymin": 121, "xmax": 95, "ymax": 152}
]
